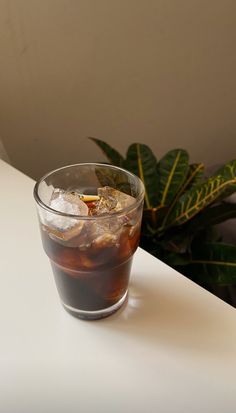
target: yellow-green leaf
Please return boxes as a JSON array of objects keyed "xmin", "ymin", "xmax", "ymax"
[
  {"xmin": 183, "ymin": 203, "xmax": 236, "ymax": 234},
  {"xmin": 125, "ymin": 143, "xmax": 159, "ymax": 208},
  {"xmin": 184, "ymin": 163, "xmax": 204, "ymax": 190},
  {"xmin": 168, "ymin": 169, "xmax": 236, "ymax": 226},
  {"xmin": 156, "ymin": 149, "xmax": 189, "ymax": 207},
  {"xmin": 160, "ymin": 163, "xmax": 204, "ymax": 230}
]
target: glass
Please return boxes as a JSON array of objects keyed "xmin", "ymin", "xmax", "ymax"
[{"xmin": 34, "ymin": 163, "xmax": 144, "ymax": 320}]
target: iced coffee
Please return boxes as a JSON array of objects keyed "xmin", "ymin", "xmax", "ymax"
[{"xmin": 34, "ymin": 164, "xmax": 144, "ymax": 320}]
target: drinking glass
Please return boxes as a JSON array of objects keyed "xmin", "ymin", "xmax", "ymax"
[{"xmin": 34, "ymin": 163, "xmax": 144, "ymax": 320}]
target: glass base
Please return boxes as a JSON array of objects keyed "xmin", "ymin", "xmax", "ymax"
[{"xmin": 61, "ymin": 290, "xmax": 128, "ymax": 320}]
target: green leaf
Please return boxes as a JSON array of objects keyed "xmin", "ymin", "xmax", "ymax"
[
  {"xmin": 142, "ymin": 206, "xmax": 168, "ymax": 230},
  {"xmin": 156, "ymin": 149, "xmax": 189, "ymax": 207},
  {"xmin": 185, "ymin": 202, "xmax": 236, "ymax": 234},
  {"xmin": 168, "ymin": 167, "xmax": 236, "ymax": 226},
  {"xmin": 89, "ymin": 137, "xmax": 124, "ymax": 167},
  {"xmin": 125, "ymin": 143, "xmax": 159, "ymax": 208},
  {"xmin": 95, "ymin": 167, "xmax": 131, "ymax": 195},
  {"xmin": 184, "ymin": 163, "xmax": 204, "ymax": 190},
  {"xmin": 159, "ymin": 201, "xmax": 235, "ymax": 254},
  {"xmin": 180, "ymin": 243, "xmax": 236, "ymax": 285},
  {"xmin": 212, "ymin": 159, "xmax": 236, "ymax": 199},
  {"xmin": 214, "ymin": 159, "xmax": 236, "ymax": 179},
  {"xmin": 159, "ymin": 163, "xmax": 204, "ymax": 231}
]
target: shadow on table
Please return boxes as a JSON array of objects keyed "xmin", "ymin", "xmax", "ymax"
[{"xmin": 98, "ymin": 270, "xmax": 235, "ymax": 356}]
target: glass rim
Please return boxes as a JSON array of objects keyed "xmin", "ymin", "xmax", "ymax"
[{"xmin": 33, "ymin": 162, "xmax": 145, "ymax": 220}]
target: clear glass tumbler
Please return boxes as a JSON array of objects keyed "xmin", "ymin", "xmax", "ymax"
[{"xmin": 34, "ymin": 163, "xmax": 144, "ymax": 320}]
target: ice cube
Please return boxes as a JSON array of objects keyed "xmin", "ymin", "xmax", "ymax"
[
  {"xmin": 81, "ymin": 187, "xmax": 136, "ymax": 247},
  {"xmin": 39, "ymin": 181, "xmax": 54, "ymax": 204},
  {"xmin": 128, "ymin": 216, "xmax": 142, "ymax": 238},
  {"xmin": 92, "ymin": 232, "xmax": 118, "ymax": 249},
  {"xmin": 96, "ymin": 186, "xmax": 136, "ymax": 215},
  {"xmin": 81, "ymin": 217, "xmax": 122, "ymax": 250},
  {"xmin": 43, "ymin": 189, "xmax": 88, "ymax": 241}
]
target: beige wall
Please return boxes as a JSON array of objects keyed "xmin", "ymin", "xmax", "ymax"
[{"xmin": 0, "ymin": 0, "xmax": 236, "ymax": 179}]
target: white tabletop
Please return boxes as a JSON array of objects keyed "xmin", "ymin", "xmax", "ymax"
[{"xmin": 0, "ymin": 160, "xmax": 236, "ymax": 413}]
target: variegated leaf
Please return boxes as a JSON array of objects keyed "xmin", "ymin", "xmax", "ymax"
[
  {"xmin": 168, "ymin": 169, "xmax": 236, "ymax": 226},
  {"xmin": 156, "ymin": 149, "xmax": 189, "ymax": 207}
]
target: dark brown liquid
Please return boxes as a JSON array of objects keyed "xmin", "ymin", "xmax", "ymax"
[{"xmin": 41, "ymin": 225, "xmax": 140, "ymax": 315}]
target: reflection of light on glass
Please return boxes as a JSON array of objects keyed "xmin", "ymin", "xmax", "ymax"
[{"xmin": 121, "ymin": 287, "xmax": 143, "ymax": 320}]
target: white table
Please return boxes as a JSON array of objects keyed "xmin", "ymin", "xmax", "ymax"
[{"xmin": 0, "ymin": 160, "xmax": 236, "ymax": 413}]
